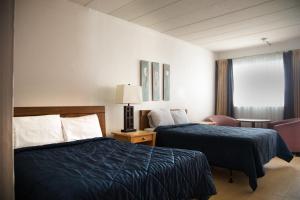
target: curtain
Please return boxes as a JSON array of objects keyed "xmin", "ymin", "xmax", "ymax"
[
  {"xmin": 227, "ymin": 60, "xmax": 234, "ymax": 117},
  {"xmin": 293, "ymin": 49, "xmax": 300, "ymax": 118},
  {"xmin": 233, "ymin": 53, "xmax": 284, "ymax": 120},
  {"xmin": 215, "ymin": 59, "xmax": 234, "ymax": 117},
  {"xmin": 234, "ymin": 106, "xmax": 284, "ymax": 121},
  {"xmin": 283, "ymin": 51, "xmax": 294, "ymax": 119}
]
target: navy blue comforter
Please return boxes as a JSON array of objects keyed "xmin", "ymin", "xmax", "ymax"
[
  {"xmin": 15, "ymin": 137, "xmax": 216, "ymax": 200},
  {"xmin": 155, "ymin": 123, "xmax": 293, "ymax": 191}
]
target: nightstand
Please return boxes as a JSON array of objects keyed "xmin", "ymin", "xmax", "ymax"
[{"xmin": 111, "ymin": 131, "xmax": 156, "ymax": 146}]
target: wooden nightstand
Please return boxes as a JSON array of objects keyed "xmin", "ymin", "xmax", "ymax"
[{"xmin": 111, "ymin": 131, "xmax": 156, "ymax": 146}]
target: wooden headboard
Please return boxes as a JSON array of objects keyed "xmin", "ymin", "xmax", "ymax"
[
  {"xmin": 14, "ymin": 106, "xmax": 106, "ymax": 137},
  {"xmin": 139, "ymin": 110, "xmax": 152, "ymax": 130},
  {"xmin": 139, "ymin": 109, "xmax": 187, "ymax": 130}
]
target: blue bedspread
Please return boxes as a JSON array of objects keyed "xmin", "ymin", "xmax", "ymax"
[
  {"xmin": 15, "ymin": 137, "xmax": 216, "ymax": 200},
  {"xmin": 155, "ymin": 123, "xmax": 293, "ymax": 190}
]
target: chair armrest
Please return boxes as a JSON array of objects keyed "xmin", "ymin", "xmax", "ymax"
[
  {"xmin": 274, "ymin": 121, "xmax": 300, "ymax": 152},
  {"xmin": 274, "ymin": 121, "xmax": 300, "ymax": 134},
  {"xmin": 270, "ymin": 118, "xmax": 299, "ymax": 128}
]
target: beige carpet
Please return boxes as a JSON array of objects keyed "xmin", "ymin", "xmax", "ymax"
[{"xmin": 210, "ymin": 156, "xmax": 300, "ymax": 200}]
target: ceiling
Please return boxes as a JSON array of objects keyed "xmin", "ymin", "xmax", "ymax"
[{"xmin": 70, "ymin": 0, "xmax": 300, "ymax": 52}]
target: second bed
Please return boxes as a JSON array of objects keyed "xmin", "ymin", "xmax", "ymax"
[{"xmin": 140, "ymin": 110, "xmax": 293, "ymax": 191}]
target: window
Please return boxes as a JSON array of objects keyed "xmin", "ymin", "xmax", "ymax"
[{"xmin": 233, "ymin": 53, "xmax": 284, "ymax": 120}]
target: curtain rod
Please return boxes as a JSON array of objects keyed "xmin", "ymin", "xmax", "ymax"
[{"xmin": 230, "ymin": 51, "xmax": 285, "ymax": 60}]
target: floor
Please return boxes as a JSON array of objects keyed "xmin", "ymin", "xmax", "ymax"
[{"xmin": 210, "ymin": 156, "xmax": 300, "ymax": 200}]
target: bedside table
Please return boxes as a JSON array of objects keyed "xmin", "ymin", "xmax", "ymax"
[{"xmin": 111, "ymin": 131, "xmax": 156, "ymax": 146}]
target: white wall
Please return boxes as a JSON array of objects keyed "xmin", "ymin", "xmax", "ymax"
[
  {"xmin": 217, "ymin": 37, "xmax": 300, "ymax": 59},
  {"xmin": 14, "ymin": 0, "xmax": 215, "ymax": 134}
]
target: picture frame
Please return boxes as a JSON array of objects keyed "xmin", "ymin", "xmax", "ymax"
[
  {"xmin": 163, "ymin": 64, "xmax": 170, "ymax": 101},
  {"xmin": 140, "ymin": 60, "xmax": 150, "ymax": 101},
  {"xmin": 152, "ymin": 62, "xmax": 160, "ymax": 101}
]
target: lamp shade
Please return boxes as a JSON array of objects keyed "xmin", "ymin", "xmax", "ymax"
[{"xmin": 116, "ymin": 84, "xmax": 142, "ymax": 104}]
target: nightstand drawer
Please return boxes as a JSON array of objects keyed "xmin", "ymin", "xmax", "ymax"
[
  {"xmin": 111, "ymin": 130, "xmax": 156, "ymax": 146},
  {"xmin": 131, "ymin": 135, "xmax": 153, "ymax": 143}
]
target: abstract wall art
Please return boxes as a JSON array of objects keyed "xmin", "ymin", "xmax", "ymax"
[
  {"xmin": 163, "ymin": 64, "xmax": 170, "ymax": 101},
  {"xmin": 140, "ymin": 60, "xmax": 150, "ymax": 101},
  {"xmin": 152, "ymin": 62, "xmax": 160, "ymax": 101}
]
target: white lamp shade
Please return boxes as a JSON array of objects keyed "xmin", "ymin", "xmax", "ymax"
[{"xmin": 116, "ymin": 84, "xmax": 142, "ymax": 104}]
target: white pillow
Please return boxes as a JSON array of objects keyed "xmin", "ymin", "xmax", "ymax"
[
  {"xmin": 171, "ymin": 110, "xmax": 189, "ymax": 125},
  {"xmin": 13, "ymin": 115, "xmax": 64, "ymax": 149},
  {"xmin": 61, "ymin": 114, "xmax": 102, "ymax": 142},
  {"xmin": 148, "ymin": 114, "xmax": 155, "ymax": 128},
  {"xmin": 147, "ymin": 109, "xmax": 175, "ymax": 127}
]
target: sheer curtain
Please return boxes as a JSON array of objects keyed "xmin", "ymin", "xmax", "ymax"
[{"xmin": 233, "ymin": 53, "xmax": 284, "ymax": 121}]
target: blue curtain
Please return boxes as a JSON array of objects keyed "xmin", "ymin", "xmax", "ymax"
[
  {"xmin": 283, "ymin": 51, "xmax": 294, "ymax": 119},
  {"xmin": 227, "ymin": 59, "xmax": 234, "ymax": 117}
]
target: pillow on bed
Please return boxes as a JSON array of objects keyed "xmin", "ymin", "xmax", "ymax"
[
  {"xmin": 147, "ymin": 109, "xmax": 175, "ymax": 127},
  {"xmin": 171, "ymin": 110, "xmax": 189, "ymax": 124},
  {"xmin": 61, "ymin": 114, "xmax": 102, "ymax": 142},
  {"xmin": 148, "ymin": 114, "xmax": 155, "ymax": 128},
  {"xmin": 13, "ymin": 115, "xmax": 64, "ymax": 149}
]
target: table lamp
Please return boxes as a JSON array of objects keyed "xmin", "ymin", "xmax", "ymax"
[{"xmin": 116, "ymin": 84, "xmax": 142, "ymax": 132}]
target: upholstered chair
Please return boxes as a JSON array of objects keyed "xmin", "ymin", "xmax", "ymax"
[
  {"xmin": 204, "ymin": 115, "xmax": 240, "ymax": 127},
  {"xmin": 269, "ymin": 118, "xmax": 300, "ymax": 153}
]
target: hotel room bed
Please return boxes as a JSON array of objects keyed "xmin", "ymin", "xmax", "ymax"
[
  {"xmin": 15, "ymin": 137, "xmax": 216, "ymax": 200},
  {"xmin": 154, "ymin": 123, "xmax": 293, "ymax": 191}
]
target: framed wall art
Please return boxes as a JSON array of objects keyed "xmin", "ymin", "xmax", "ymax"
[
  {"xmin": 152, "ymin": 62, "xmax": 160, "ymax": 101},
  {"xmin": 163, "ymin": 64, "xmax": 170, "ymax": 101},
  {"xmin": 140, "ymin": 60, "xmax": 150, "ymax": 101}
]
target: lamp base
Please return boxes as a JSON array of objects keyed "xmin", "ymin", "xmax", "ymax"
[
  {"xmin": 122, "ymin": 105, "xmax": 136, "ymax": 133},
  {"xmin": 121, "ymin": 128, "xmax": 136, "ymax": 133}
]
